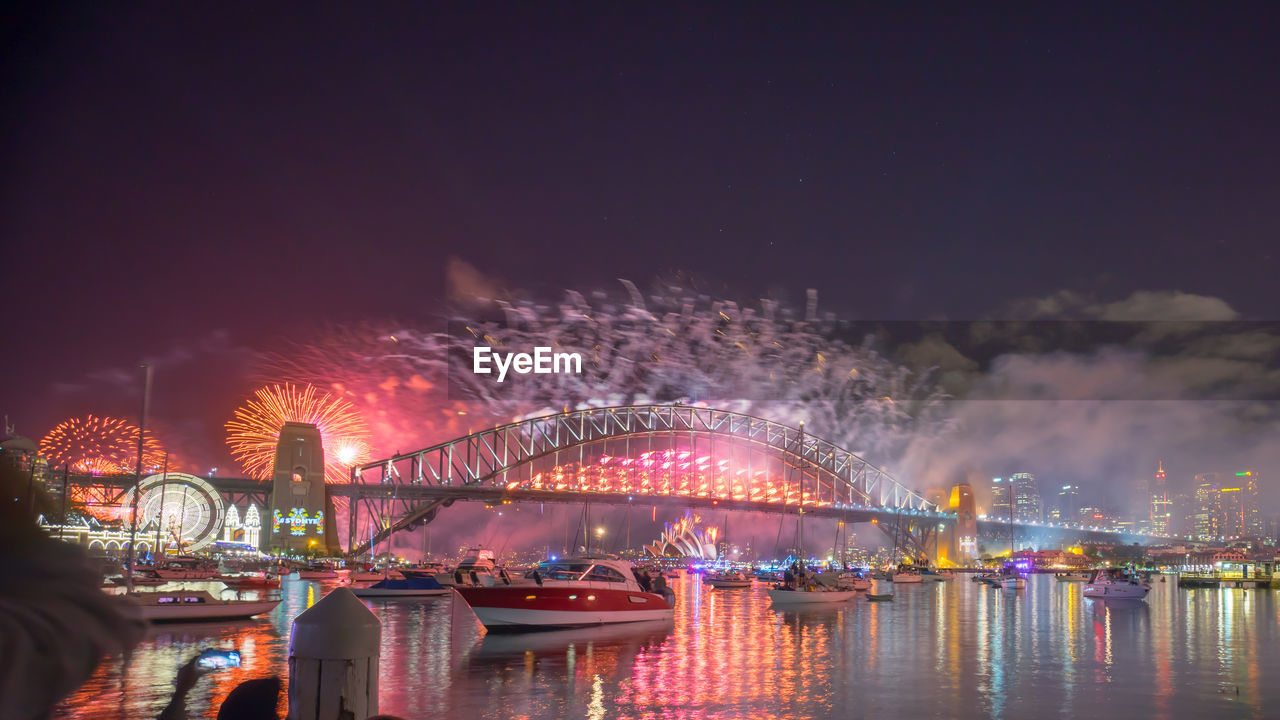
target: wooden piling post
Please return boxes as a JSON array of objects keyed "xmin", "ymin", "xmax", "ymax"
[{"xmin": 288, "ymin": 587, "xmax": 380, "ymax": 720}]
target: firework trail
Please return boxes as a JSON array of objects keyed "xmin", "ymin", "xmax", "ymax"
[
  {"xmin": 39, "ymin": 415, "xmax": 167, "ymax": 474},
  {"xmin": 225, "ymin": 383, "xmax": 373, "ymax": 484},
  {"xmin": 259, "ymin": 280, "xmax": 951, "ymax": 468}
]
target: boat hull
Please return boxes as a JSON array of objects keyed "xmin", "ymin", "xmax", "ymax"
[
  {"xmin": 136, "ymin": 600, "xmax": 280, "ymax": 622},
  {"xmin": 456, "ymin": 586, "xmax": 673, "ymax": 629},
  {"xmin": 891, "ymin": 573, "xmax": 924, "ymax": 584},
  {"xmin": 706, "ymin": 580, "xmax": 752, "ymax": 588},
  {"xmin": 352, "ymin": 587, "xmax": 451, "ymax": 597},
  {"xmin": 766, "ymin": 589, "xmax": 858, "ymax": 605}
]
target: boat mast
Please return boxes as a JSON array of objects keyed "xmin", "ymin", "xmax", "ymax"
[
  {"xmin": 154, "ymin": 454, "xmax": 168, "ymax": 557},
  {"xmin": 124, "ymin": 363, "xmax": 152, "ymax": 594},
  {"xmin": 797, "ymin": 421, "xmax": 805, "ymax": 564}
]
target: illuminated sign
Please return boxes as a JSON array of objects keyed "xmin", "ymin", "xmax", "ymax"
[{"xmin": 272, "ymin": 508, "xmax": 325, "ymax": 536}]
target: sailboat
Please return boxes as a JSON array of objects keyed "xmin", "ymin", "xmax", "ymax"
[
  {"xmin": 1001, "ymin": 481, "xmax": 1025, "ymax": 591},
  {"xmin": 767, "ymin": 423, "xmax": 857, "ymax": 606}
]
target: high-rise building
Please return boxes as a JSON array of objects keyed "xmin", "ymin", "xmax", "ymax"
[
  {"xmin": 1133, "ymin": 468, "xmax": 1150, "ymax": 525},
  {"xmin": 990, "ymin": 477, "xmax": 1011, "ymax": 519},
  {"xmin": 1054, "ymin": 484, "xmax": 1081, "ymax": 523},
  {"xmin": 1150, "ymin": 461, "xmax": 1171, "ymax": 535},
  {"xmin": 1010, "ymin": 472, "xmax": 1042, "ymax": 523},
  {"xmin": 1193, "ymin": 473, "xmax": 1223, "ymax": 539},
  {"xmin": 1220, "ymin": 471, "xmax": 1261, "ymax": 538}
]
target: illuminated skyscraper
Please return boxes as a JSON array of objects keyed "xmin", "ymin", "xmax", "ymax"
[
  {"xmin": 990, "ymin": 477, "xmax": 1011, "ymax": 519},
  {"xmin": 1055, "ymin": 484, "xmax": 1080, "ymax": 523},
  {"xmin": 1220, "ymin": 471, "xmax": 1261, "ymax": 538},
  {"xmin": 1193, "ymin": 472, "xmax": 1222, "ymax": 539},
  {"xmin": 1010, "ymin": 472, "xmax": 1042, "ymax": 523},
  {"xmin": 1150, "ymin": 461, "xmax": 1171, "ymax": 535}
]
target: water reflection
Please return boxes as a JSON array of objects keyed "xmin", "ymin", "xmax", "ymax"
[{"xmin": 55, "ymin": 574, "xmax": 1280, "ymax": 719}]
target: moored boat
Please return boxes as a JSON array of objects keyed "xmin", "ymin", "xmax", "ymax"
[
  {"xmin": 454, "ymin": 555, "xmax": 674, "ymax": 630},
  {"xmin": 153, "ymin": 557, "xmax": 219, "ymax": 580},
  {"xmin": 297, "ymin": 564, "xmax": 339, "ymax": 580},
  {"xmin": 705, "ymin": 569, "xmax": 752, "ymax": 588},
  {"xmin": 1083, "ymin": 568, "xmax": 1150, "ymax": 600},
  {"xmin": 351, "ymin": 576, "xmax": 450, "ymax": 598},
  {"xmin": 1055, "ymin": 572, "xmax": 1091, "ymax": 582},
  {"xmin": 866, "ymin": 593, "xmax": 894, "ymax": 602},
  {"xmin": 128, "ymin": 590, "xmax": 280, "ymax": 622},
  {"xmin": 767, "ymin": 585, "xmax": 859, "ymax": 605},
  {"xmin": 220, "ymin": 573, "xmax": 281, "ymax": 590}
]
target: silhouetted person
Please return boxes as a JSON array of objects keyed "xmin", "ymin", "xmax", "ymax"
[
  {"xmin": 653, "ymin": 573, "xmax": 668, "ymax": 596},
  {"xmin": 1, "ymin": 465, "xmax": 145, "ymax": 720},
  {"xmin": 532, "ymin": 569, "xmax": 543, "ymax": 586},
  {"xmin": 158, "ymin": 654, "xmax": 280, "ymax": 720}
]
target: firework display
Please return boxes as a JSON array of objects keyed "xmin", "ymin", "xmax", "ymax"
[
  {"xmin": 39, "ymin": 414, "xmax": 167, "ymax": 475},
  {"xmin": 225, "ymin": 383, "xmax": 372, "ymax": 483},
  {"xmin": 259, "ymin": 280, "xmax": 949, "ymax": 466}
]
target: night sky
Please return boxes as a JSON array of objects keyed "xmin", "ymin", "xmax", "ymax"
[{"xmin": 4, "ymin": 3, "xmax": 1280, "ymax": 485}]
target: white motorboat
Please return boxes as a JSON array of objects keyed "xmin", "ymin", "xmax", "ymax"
[
  {"xmin": 1083, "ymin": 569, "xmax": 1151, "ymax": 600},
  {"xmin": 129, "ymin": 590, "xmax": 280, "ymax": 622},
  {"xmin": 705, "ymin": 570, "xmax": 752, "ymax": 588},
  {"xmin": 437, "ymin": 547, "xmax": 502, "ymax": 587},
  {"xmin": 890, "ymin": 570, "xmax": 924, "ymax": 584},
  {"xmin": 1001, "ymin": 574, "xmax": 1026, "ymax": 591},
  {"xmin": 766, "ymin": 585, "xmax": 858, "ymax": 605},
  {"xmin": 837, "ymin": 574, "xmax": 873, "ymax": 591},
  {"xmin": 454, "ymin": 555, "xmax": 674, "ymax": 629},
  {"xmin": 926, "ymin": 570, "xmax": 955, "ymax": 581}
]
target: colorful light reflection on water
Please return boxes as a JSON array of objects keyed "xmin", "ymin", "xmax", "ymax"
[{"xmin": 56, "ymin": 575, "xmax": 1278, "ymax": 719}]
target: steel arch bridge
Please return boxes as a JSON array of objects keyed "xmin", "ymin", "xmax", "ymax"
[{"xmin": 345, "ymin": 404, "xmax": 948, "ymax": 558}]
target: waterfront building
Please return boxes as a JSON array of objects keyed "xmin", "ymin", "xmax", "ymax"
[
  {"xmin": 1150, "ymin": 461, "xmax": 1171, "ymax": 535},
  {"xmin": 1193, "ymin": 473, "xmax": 1223, "ymax": 539},
  {"xmin": 1010, "ymin": 472, "xmax": 1043, "ymax": 523}
]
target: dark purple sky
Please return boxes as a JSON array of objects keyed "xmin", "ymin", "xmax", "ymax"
[{"xmin": 4, "ymin": 2, "xmax": 1280, "ymax": 468}]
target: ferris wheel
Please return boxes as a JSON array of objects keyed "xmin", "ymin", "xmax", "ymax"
[{"xmin": 122, "ymin": 472, "xmax": 225, "ymax": 552}]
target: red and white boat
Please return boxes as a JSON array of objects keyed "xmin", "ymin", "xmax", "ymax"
[
  {"xmin": 454, "ymin": 555, "xmax": 674, "ymax": 630},
  {"xmin": 220, "ymin": 573, "xmax": 281, "ymax": 590}
]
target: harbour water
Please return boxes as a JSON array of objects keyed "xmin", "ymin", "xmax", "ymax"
[{"xmin": 57, "ymin": 574, "xmax": 1278, "ymax": 719}]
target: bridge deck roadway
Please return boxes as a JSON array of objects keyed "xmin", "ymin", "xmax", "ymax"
[{"xmin": 337, "ymin": 483, "xmax": 947, "ymax": 524}]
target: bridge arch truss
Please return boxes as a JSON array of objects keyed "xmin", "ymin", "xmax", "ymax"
[{"xmin": 346, "ymin": 404, "xmax": 944, "ymax": 557}]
